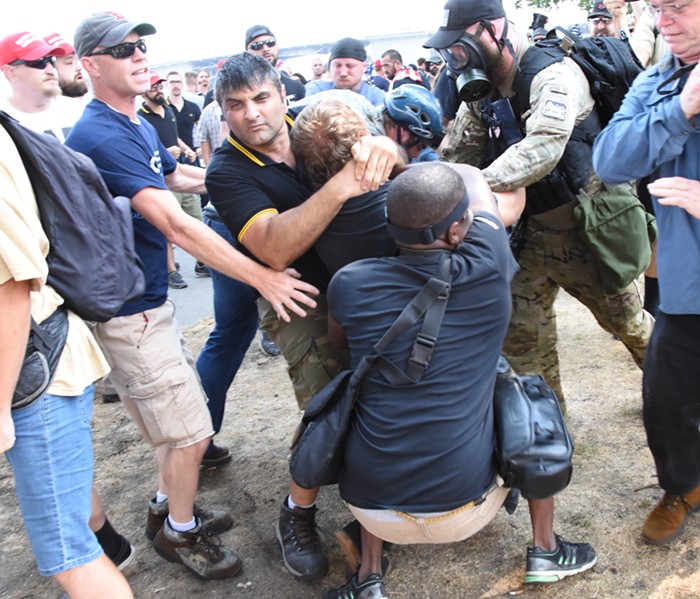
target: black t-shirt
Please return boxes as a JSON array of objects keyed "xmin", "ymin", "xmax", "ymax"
[
  {"xmin": 169, "ymin": 98, "xmax": 201, "ymax": 149},
  {"xmin": 328, "ymin": 213, "xmax": 517, "ymax": 512},
  {"xmin": 138, "ymin": 103, "xmax": 179, "ymax": 147},
  {"xmin": 433, "ymin": 69, "xmax": 461, "ymax": 122},
  {"xmin": 314, "ymin": 183, "xmax": 396, "ymax": 276},
  {"xmin": 205, "ymin": 128, "xmax": 329, "ymax": 291},
  {"xmin": 280, "ymin": 70, "xmax": 306, "ymax": 103}
]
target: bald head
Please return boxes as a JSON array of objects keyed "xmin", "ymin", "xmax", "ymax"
[{"xmin": 387, "ymin": 163, "xmax": 467, "ymax": 229}]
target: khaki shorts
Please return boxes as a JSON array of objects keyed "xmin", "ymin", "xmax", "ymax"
[
  {"xmin": 92, "ymin": 298, "xmax": 213, "ymax": 448},
  {"xmin": 348, "ymin": 479, "xmax": 509, "ymax": 545},
  {"xmin": 174, "ymin": 192, "xmax": 203, "ymax": 221}
]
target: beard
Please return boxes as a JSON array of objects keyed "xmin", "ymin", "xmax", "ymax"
[
  {"xmin": 60, "ymin": 78, "xmax": 88, "ymax": 98},
  {"xmin": 145, "ymin": 92, "xmax": 167, "ymax": 106}
]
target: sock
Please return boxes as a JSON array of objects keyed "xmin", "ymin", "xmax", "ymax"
[
  {"xmin": 287, "ymin": 495, "xmax": 315, "ymax": 510},
  {"xmin": 168, "ymin": 515, "xmax": 196, "ymax": 532},
  {"xmin": 156, "ymin": 491, "xmax": 168, "ymax": 504},
  {"xmin": 94, "ymin": 517, "xmax": 124, "ymax": 560}
]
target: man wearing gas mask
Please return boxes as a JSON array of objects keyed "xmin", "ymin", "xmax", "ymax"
[{"xmin": 427, "ymin": 0, "xmax": 653, "ymax": 411}]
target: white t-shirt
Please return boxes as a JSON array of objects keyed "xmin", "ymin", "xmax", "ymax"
[{"xmin": 0, "ymin": 95, "xmax": 85, "ymax": 142}]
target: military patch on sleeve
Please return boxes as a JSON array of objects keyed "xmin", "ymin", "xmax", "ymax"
[{"xmin": 542, "ymin": 100, "xmax": 567, "ymax": 120}]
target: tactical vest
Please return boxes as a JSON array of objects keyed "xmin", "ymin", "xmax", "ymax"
[{"xmin": 480, "ymin": 47, "xmax": 602, "ymax": 217}]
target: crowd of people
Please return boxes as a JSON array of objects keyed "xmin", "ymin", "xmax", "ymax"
[{"xmin": 1, "ymin": 0, "xmax": 699, "ymax": 597}]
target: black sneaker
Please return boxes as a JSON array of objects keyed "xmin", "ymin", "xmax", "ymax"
[
  {"xmin": 110, "ymin": 534, "xmax": 136, "ymax": 571},
  {"xmin": 194, "ymin": 261, "xmax": 211, "ymax": 277},
  {"xmin": 335, "ymin": 520, "xmax": 390, "ymax": 576},
  {"xmin": 201, "ymin": 441, "xmax": 232, "ymax": 467},
  {"xmin": 323, "ymin": 573, "xmax": 387, "ymax": 599},
  {"xmin": 167, "ymin": 270, "xmax": 188, "ymax": 289},
  {"xmin": 145, "ymin": 498, "xmax": 233, "ymax": 541},
  {"xmin": 276, "ymin": 501, "xmax": 328, "ymax": 580},
  {"xmin": 525, "ymin": 534, "xmax": 596, "ymax": 584},
  {"xmin": 260, "ymin": 331, "xmax": 282, "ymax": 357},
  {"xmin": 153, "ymin": 518, "xmax": 242, "ymax": 579}
]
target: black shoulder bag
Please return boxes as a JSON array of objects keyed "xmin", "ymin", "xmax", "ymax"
[
  {"xmin": 493, "ymin": 356, "xmax": 574, "ymax": 499},
  {"xmin": 289, "ymin": 253, "xmax": 452, "ymax": 489},
  {"xmin": 12, "ymin": 308, "xmax": 69, "ymax": 410}
]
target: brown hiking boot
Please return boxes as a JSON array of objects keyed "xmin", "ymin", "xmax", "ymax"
[
  {"xmin": 145, "ymin": 498, "xmax": 233, "ymax": 540},
  {"xmin": 642, "ymin": 483, "xmax": 700, "ymax": 545},
  {"xmin": 153, "ymin": 518, "xmax": 242, "ymax": 579}
]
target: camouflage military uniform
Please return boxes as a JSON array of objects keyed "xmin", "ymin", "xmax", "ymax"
[
  {"xmin": 443, "ymin": 52, "xmax": 652, "ymax": 405},
  {"xmin": 258, "ymin": 294, "xmax": 349, "ymax": 410}
]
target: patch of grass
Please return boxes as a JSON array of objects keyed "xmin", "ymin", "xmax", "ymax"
[
  {"xmin": 574, "ymin": 442, "xmax": 599, "ymax": 458},
  {"xmin": 639, "ymin": 497, "xmax": 653, "ymax": 510},
  {"xmin": 622, "ymin": 405, "xmax": 643, "ymax": 418}
]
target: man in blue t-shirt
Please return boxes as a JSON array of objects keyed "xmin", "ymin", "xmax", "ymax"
[
  {"xmin": 65, "ymin": 11, "xmax": 318, "ymax": 580},
  {"xmin": 322, "ymin": 163, "xmax": 596, "ymax": 599}
]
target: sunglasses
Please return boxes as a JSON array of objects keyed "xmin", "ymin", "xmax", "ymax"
[
  {"xmin": 590, "ymin": 17, "xmax": 612, "ymax": 24},
  {"xmin": 9, "ymin": 55, "xmax": 56, "ymax": 70},
  {"xmin": 149, "ymin": 83, "xmax": 164, "ymax": 91},
  {"xmin": 248, "ymin": 38, "xmax": 277, "ymax": 51},
  {"xmin": 88, "ymin": 39, "xmax": 147, "ymax": 59}
]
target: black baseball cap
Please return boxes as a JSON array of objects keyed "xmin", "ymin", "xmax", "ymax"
[
  {"xmin": 424, "ymin": 0, "xmax": 506, "ymax": 49},
  {"xmin": 588, "ymin": 1, "xmax": 613, "ymax": 19},
  {"xmin": 245, "ymin": 25, "xmax": 274, "ymax": 48}
]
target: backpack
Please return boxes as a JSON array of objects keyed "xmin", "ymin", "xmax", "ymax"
[
  {"xmin": 0, "ymin": 111, "xmax": 145, "ymax": 322},
  {"xmin": 513, "ymin": 27, "xmax": 644, "ymax": 126}
]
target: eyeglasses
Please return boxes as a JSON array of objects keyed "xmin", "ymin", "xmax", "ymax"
[
  {"xmin": 644, "ymin": 0, "xmax": 694, "ymax": 19},
  {"xmin": 149, "ymin": 83, "xmax": 163, "ymax": 91},
  {"xmin": 88, "ymin": 39, "xmax": 147, "ymax": 59},
  {"xmin": 590, "ymin": 17, "xmax": 612, "ymax": 25},
  {"xmin": 248, "ymin": 38, "xmax": 277, "ymax": 51},
  {"xmin": 9, "ymin": 55, "xmax": 56, "ymax": 69}
]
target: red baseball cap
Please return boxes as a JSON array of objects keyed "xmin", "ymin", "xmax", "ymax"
[
  {"xmin": 149, "ymin": 71, "xmax": 165, "ymax": 87},
  {"xmin": 0, "ymin": 31, "xmax": 66, "ymax": 67},
  {"xmin": 44, "ymin": 32, "xmax": 75, "ymax": 55}
]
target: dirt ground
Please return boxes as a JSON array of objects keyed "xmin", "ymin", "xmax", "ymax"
[{"xmin": 1, "ymin": 291, "xmax": 699, "ymax": 599}]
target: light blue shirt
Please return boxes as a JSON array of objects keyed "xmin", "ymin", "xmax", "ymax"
[
  {"xmin": 305, "ymin": 79, "xmax": 386, "ymax": 107},
  {"xmin": 593, "ymin": 56, "xmax": 700, "ymax": 314}
]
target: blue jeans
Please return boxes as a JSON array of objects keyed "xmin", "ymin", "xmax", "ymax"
[
  {"xmin": 196, "ymin": 212, "xmax": 259, "ymax": 434},
  {"xmin": 5, "ymin": 385, "xmax": 101, "ymax": 576}
]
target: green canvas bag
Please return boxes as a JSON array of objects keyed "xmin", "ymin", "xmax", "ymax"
[{"xmin": 573, "ymin": 186, "xmax": 657, "ymax": 295}]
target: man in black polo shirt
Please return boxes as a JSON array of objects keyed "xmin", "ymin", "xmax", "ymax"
[
  {"xmin": 205, "ymin": 52, "xmax": 399, "ymax": 582},
  {"xmin": 138, "ymin": 71, "xmax": 194, "ymax": 289},
  {"xmin": 244, "ymin": 24, "xmax": 306, "ymax": 104},
  {"xmin": 138, "ymin": 71, "xmax": 181, "ymax": 152},
  {"xmin": 165, "ymin": 69, "xmax": 210, "ymax": 277},
  {"xmin": 166, "ymin": 70, "xmax": 201, "ymax": 156}
]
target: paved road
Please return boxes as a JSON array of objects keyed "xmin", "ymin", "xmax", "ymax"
[{"xmin": 169, "ymin": 246, "xmax": 214, "ymax": 328}]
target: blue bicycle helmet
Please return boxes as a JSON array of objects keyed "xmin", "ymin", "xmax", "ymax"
[{"xmin": 384, "ymin": 84, "xmax": 445, "ymax": 147}]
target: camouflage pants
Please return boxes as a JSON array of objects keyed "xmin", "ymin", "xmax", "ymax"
[
  {"xmin": 503, "ymin": 219, "xmax": 653, "ymax": 407},
  {"xmin": 257, "ymin": 294, "xmax": 349, "ymax": 410}
]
